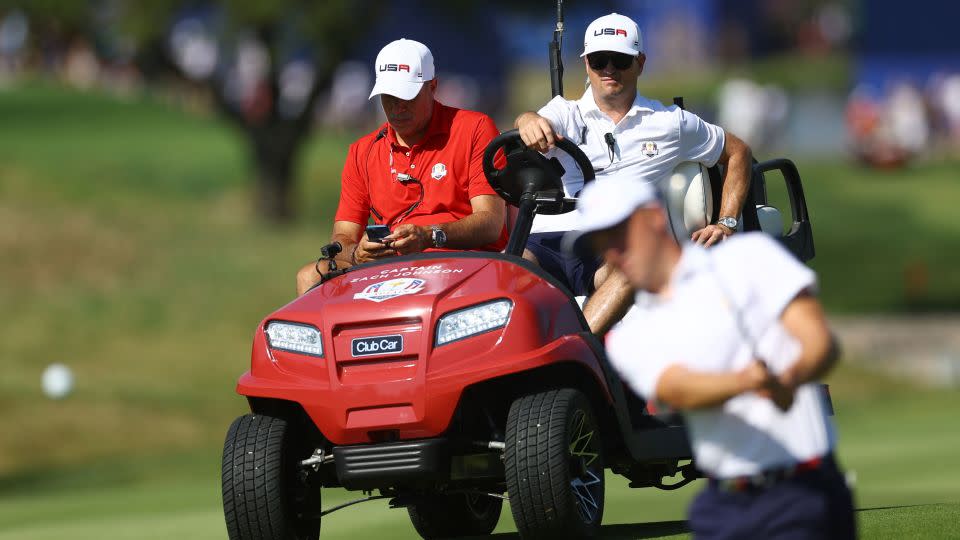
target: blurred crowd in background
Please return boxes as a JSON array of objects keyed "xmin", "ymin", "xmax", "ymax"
[
  {"xmin": 846, "ymin": 77, "xmax": 960, "ymax": 169},
  {"xmin": 0, "ymin": 0, "xmax": 957, "ymax": 170}
]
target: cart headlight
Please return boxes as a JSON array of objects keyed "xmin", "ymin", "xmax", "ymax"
[
  {"xmin": 265, "ymin": 321, "xmax": 323, "ymax": 357},
  {"xmin": 436, "ymin": 300, "xmax": 513, "ymax": 346}
]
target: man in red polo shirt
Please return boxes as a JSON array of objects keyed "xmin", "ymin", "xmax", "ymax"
[{"xmin": 296, "ymin": 39, "xmax": 507, "ymax": 295}]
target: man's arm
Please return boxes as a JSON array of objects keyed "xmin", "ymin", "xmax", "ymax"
[
  {"xmin": 387, "ymin": 195, "xmax": 506, "ymax": 254},
  {"xmin": 715, "ymin": 130, "xmax": 753, "ymax": 230},
  {"xmin": 329, "ymin": 221, "xmax": 363, "ymax": 266},
  {"xmin": 299, "ymin": 141, "xmax": 360, "ymax": 296},
  {"xmin": 654, "ymin": 360, "xmax": 779, "ymax": 410},
  {"xmin": 654, "ymin": 290, "xmax": 836, "ymax": 410},
  {"xmin": 296, "ymin": 221, "xmax": 361, "ymax": 296},
  {"xmin": 691, "ymin": 130, "xmax": 752, "ymax": 247},
  {"xmin": 295, "ymin": 220, "xmax": 401, "ymax": 296},
  {"xmin": 778, "ymin": 291, "xmax": 840, "ymax": 389}
]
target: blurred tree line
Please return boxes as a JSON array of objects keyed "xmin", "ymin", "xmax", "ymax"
[
  {"xmin": 2, "ymin": 0, "xmax": 389, "ymax": 221},
  {"xmin": 0, "ymin": 0, "xmax": 554, "ymax": 222}
]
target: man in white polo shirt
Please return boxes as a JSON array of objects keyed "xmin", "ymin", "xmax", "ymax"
[
  {"xmin": 564, "ymin": 179, "xmax": 856, "ymax": 539},
  {"xmin": 514, "ymin": 12, "xmax": 753, "ymax": 335}
]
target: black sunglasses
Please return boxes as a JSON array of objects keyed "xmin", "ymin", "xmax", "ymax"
[{"xmin": 587, "ymin": 52, "xmax": 634, "ymax": 71}]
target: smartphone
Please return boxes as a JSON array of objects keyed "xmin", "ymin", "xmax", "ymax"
[{"xmin": 365, "ymin": 224, "xmax": 391, "ymax": 243}]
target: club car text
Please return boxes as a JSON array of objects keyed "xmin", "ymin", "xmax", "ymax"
[{"xmin": 351, "ymin": 335, "xmax": 404, "ymax": 357}]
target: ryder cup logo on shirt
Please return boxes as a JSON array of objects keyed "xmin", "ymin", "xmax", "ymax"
[
  {"xmin": 353, "ymin": 278, "xmax": 426, "ymax": 302},
  {"xmin": 431, "ymin": 162, "xmax": 447, "ymax": 180},
  {"xmin": 641, "ymin": 141, "xmax": 659, "ymax": 157}
]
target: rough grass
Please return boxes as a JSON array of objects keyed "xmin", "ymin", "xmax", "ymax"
[{"xmin": 1, "ymin": 83, "xmax": 958, "ymax": 539}]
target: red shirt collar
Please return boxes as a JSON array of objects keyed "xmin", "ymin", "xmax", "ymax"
[{"xmin": 384, "ymin": 100, "xmax": 451, "ymax": 149}]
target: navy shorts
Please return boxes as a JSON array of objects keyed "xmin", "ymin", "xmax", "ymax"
[
  {"xmin": 689, "ymin": 456, "xmax": 856, "ymax": 540},
  {"xmin": 525, "ymin": 232, "xmax": 602, "ymax": 297}
]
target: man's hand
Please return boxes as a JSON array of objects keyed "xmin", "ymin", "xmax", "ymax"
[
  {"xmin": 690, "ymin": 224, "xmax": 733, "ymax": 247},
  {"xmin": 738, "ymin": 360, "xmax": 771, "ymax": 392},
  {"xmin": 353, "ymin": 233, "xmax": 397, "ymax": 264},
  {"xmin": 515, "ymin": 112, "xmax": 562, "ymax": 153},
  {"xmin": 739, "ymin": 360, "xmax": 795, "ymax": 412},
  {"xmin": 757, "ymin": 379, "xmax": 795, "ymax": 413},
  {"xmin": 385, "ymin": 224, "xmax": 432, "ymax": 255}
]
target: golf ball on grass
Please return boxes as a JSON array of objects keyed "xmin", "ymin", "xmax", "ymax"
[{"xmin": 42, "ymin": 363, "xmax": 74, "ymax": 399}]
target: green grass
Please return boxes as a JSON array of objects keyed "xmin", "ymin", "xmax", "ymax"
[
  {"xmin": 1, "ymin": 83, "xmax": 958, "ymax": 538},
  {"xmin": 0, "ymin": 362, "xmax": 957, "ymax": 539},
  {"xmin": 856, "ymin": 505, "xmax": 960, "ymax": 540},
  {"xmin": 0, "ymin": 82, "xmax": 351, "ymax": 473},
  {"xmin": 781, "ymin": 159, "xmax": 960, "ymax": 312}
]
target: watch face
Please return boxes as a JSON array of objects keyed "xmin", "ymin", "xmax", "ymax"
[
  {"xmin": 432, "ymin": 228, "xmax": 446, "ymax": 247},
  {"xmin": 719, "ymin": 217, "xmax": 738, "ymax": 229}
]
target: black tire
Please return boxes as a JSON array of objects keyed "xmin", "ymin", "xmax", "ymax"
[
  {"xmin": 505, "ymin": 388, "xmax": 604, "ymax": 539},
  {"xmin": 407, "ymin": 493, "xmax": 502, "ymax": 539},
  {"xmin": 222, "ymin": 414, "xmax": 321, "ymax": 540}
]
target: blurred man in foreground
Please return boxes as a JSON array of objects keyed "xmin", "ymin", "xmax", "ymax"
[
  {"xmin": 565, "ymin": 180, "xmax": 856, "ymax": 539},
  {"xmin": 296, "ymin": 38, "xmax": 506, "ymax": 295}
]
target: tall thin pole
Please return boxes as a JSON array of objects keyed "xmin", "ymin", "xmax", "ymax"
[{"xmin": 549, "ymin": 0, "xmax": 564, "ymax": 97}]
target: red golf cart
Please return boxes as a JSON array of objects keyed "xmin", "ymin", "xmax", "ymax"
[{"xmin": 221, "ymin": 132, "xmax": 815, "ymax": 539}]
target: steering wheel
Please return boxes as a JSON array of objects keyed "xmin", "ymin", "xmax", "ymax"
[{"xmin": 482, "ymin": 129, "xmax": 596, "ymax": 215}]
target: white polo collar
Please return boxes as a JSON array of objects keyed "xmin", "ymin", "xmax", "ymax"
[{"xmin": 577, "ymin": 86, "xmax": 656, "ymax": 123}]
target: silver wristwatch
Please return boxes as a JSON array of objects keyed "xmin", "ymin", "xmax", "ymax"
[
  {"xmin": 430, "ymin": 225, "xmax": 447, "ymax": 248},
  {"xmin": 718, "ymin": 216, "xmax": 738, "ymax": 231}
]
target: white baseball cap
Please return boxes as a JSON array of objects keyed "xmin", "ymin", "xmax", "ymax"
[
  {"xmin": 562, "ymin": 177, "xmax": 661, "ymax": 256},
  {"xmin": 368, "ymin": 39, "xmax": 435, "ymax": 101},
  {"xmin": 581, "ymin": 13, "xmax": 643, "ymax": 57}
]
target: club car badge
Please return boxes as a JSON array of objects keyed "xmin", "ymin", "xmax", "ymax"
[
  {"xmin": 641, "ymin": 141, "xmax": 659, "ymax": 157},
  {"xmin": 354, "ymin": 278, "xmax": 426, "ymax": 303},
  {"xmin": 431, "ymin": 162, "xmax": 447, "ymax": 180}
]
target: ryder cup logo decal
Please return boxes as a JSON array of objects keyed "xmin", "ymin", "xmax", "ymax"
[
  {"xmin": 354, "ymin": 278, "xmax": 426, "ymax": 302},
  {"xmin": 431, "ymin": 162, "xmax": 447, "ymax": 180},
  {"xmin": 641, "ymin": 141, "xmax": 659, "ymax": 157}
]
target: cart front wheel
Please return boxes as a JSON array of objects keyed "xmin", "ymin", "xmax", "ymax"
[
  {"xmin": 505, "ymin": 388, "xmax": 605, "ymax": 539},
  {"xmin": 222, "ymin": 414, "xmax": 321, "ymax": 540}
]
